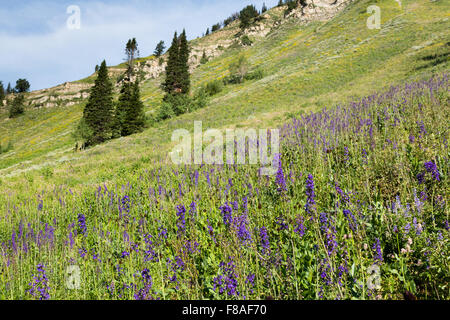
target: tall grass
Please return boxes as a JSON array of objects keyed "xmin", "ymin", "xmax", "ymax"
[{"xmin": 0, "ymin": 74, "xmax": 448, "ymax": 300}]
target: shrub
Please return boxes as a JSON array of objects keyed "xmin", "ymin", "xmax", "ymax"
[
  {"xmin": 226, "ymin": 55, "xmax": 249, "ymax": 84},
  {"xmin": 8, "ymin": 94, "xmax": 25, "ymax": 118},
  {"xmin": 156, "ymin": 101, "xmax": 175, "ymax": 121},
  {"xmin": 245, "ymin": 68, "xmax": 265, "ymax": 81},
  {"xmin": 205, "ymin": 80, "xmax": 223, "ymax": 96},
  {"xmin": 241, "ymin": 35, "xmax": 253, "ymax": 46},
  {"xmin": 0, "ymin": 141, "xmax": 13, "ymax": 154}
]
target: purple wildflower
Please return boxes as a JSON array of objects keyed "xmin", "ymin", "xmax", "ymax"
[
  {"xmin": 305, "ymin": 174, "xmax": 316, "ymax": 215},
  {"xmin": 259, "ymin": 227, "xmax": 270, "ymax": 255},
  {"xmin": 372, "ymin": 238, "xmax": 383, "ymax": 265},
  {"xmin": 27, "ymin": 264, "xmax": 50, "ymax": 300},
  {"xmin": 220, "ymin": 203, "xmax": 233, "ymax": 226}
]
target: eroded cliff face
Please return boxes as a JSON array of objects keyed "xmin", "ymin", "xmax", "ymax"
[{"xmin": 5, "ymin": 0, "xmax": 352, "ymax": 110}]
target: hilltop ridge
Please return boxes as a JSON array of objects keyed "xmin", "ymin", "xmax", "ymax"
[{"xmin": 3, "ymin": 0, "xmax": 353, "ymax": 110}]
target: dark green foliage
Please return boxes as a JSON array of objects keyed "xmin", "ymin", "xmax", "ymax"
[
  {"xmin": 0, "ymin": 141, "xmax": 13, "ymax": 154},
  {"xmin": 285, "ymin": 0, "xmax": 299, "ymax": 16},
  {"xmin": 225, "ymin": 55, "xmax": 249, "ymax": 84},
  {"xmin": 241, "ymin": 35, "xmax": 253, "ymax": 46},
  {"xmin": 72, "ymin": 118, "xmax": 93, "ymax": 148},
  {"xmin": 80, "ymin": 60, "xmax": 114, "ymax": 146},
  {"xmin": 8, "ymin": 94, "xmax": 25, "ymax": 118},
  {"xmin": 154, "ymin": 41, "xmax": 166, "ymax": 57},
  {"xmin": 0, "ymin": 81, "xmax": 5, "ymax": 106},
  {"xmin": 156, "ymin": 90, "xmax": 207, "ymax": 122},
  {"xmin": 211, "ymin": 23, "xmax": 221, "ymax": 32},
  {"xmin": 122, "ymin": 81, "xmax": 146, "ymax": 136},
  {"xmin": 223, "ymin": 12, "xmax": 239, "ymax": 27},
  {"xmin": 205, "ymin": 28, "xmax": 210, "ymax": 36},
  {"xmin": 239, "ymin": 5, "xmax": 259, "ymax": 30},
  {"xmin": 278, "ymin": 0, "xmax": 284, "ymax": 7},
  {"xmin": 6, "ymin": 83, "xmax": 13, "ymax": 94},
  {"xmin": 156, "ymin": 100, "xmax": 176, "ymax": 121},
  {"xmin": 205, "ymin": 80, "xmax": 223, "ymax": 96},
  {"xmin": 162, "ymin": 30, "xmax": 190, "ymax": 97},
  {"xmin": 95, "ymin": 65, "xmax": 99, "ymax": 72},
  {"xmin": 163, "ymin": 32, "xmax": 180, "ymax": 95},
  {"xmin": 200, "ymin": 50, "xmax": 209, "ymax": 64},
  {"xmin": 15, "ymin": 79, "xmax": 30, "ymax": 93},
  {"xmin": 125, "ymin": 38, "xmax": 139, "ymax": 77},
  {"xmin": 245, "ymin": 68, "xmax": 265, "ymax": 81},
  {"xmin": 113, "ymin": 81, "xmax": 133, "ymax": 137},
  {"xmin": 262, "ymin": 2, "xmax": 268, "ymax": 13},
  {"xmin": 178, "ymin": 30, "xmax": 191, "ymax": 95}
]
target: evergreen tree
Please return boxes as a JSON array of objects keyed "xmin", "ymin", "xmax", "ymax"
[
  {"xmin": 262, "ymin": 2, "xmax": 268, "ymax": 13},
  {"xmin": 163, "ymin": 31, "xmax": 180, "ymax": 95},
  {"xmin": 239, "ymin": 5, "xmax": 259, "ymax": 30},
  {"xmin": 9, "ymin": 93, "xmax": 25, "ymax": 118},
  {"xmin": 0, "ymin": 81, "xmax": 5, "ymax": 106},
  {"xmin": 200, "ymin": 50, "xmax": 208, "ymax": 64},
  {"xmin": 114, "ymin": 81, "xmax": 132, "ymax": 137},
  {"xmin": 211, "ymin": 23, "xmax": 221, "ymax": 32},
  {"xmin": 277, "ymin": 0, "xmax": 284, "ymax": 7},
  {"xmin": 15, "ymin": 79, "xmax": 30, "ymax": 93},
  {"xmin": 205, "ymin": 28, "xmax": 210, "ymax": 36},
  {"xmin": 6, "ymin": 82, "xmax": 13, "ymax": 94},
  {"xmin": 125, "ymin": 38, "xmax": 139, "ymax": 78},
  {"xmin": 178, "ymin": 29, "xmax": 191, "ymax": 95},
  {"xmin": 115, "ymin": 81, "xmax": 146, "ymax": 136},
  {"xmin": 81, "ymin": 60, "xmax": 114, "ymax": 146},
  {"xmin": 126, "ymin": 81, "xmax": 146, "ymax": 135},
  {"xmin": 154, "ymin": 40, "xmax": 166, "ymax": 57}
]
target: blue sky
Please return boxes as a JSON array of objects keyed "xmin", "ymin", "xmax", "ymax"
[{"xmin": 0, "ymin": 0, "xmax": 278, "ymax": 91}]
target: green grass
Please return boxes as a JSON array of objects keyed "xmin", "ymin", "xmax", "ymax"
[{"xmin": 0, "ymin": 0, "xmax": 449, "ymax": 300}]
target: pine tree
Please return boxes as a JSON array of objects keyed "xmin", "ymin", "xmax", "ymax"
[
  {"xmin": 81, "ymin": 60, "xmax": 114, "ymax": 146},
  {"xmin": 178, "ymin": 29, "xmax": 190, "ymax": 95},
  {"xmin": 262, "ymin": 2, "xmax": 268, "ymax": 13},
  {"xmin": 0, "ymin": 81, "xmax": 5, "ymax": 106},
  {"xmin": 125, "ymin": 38, "xmax": 139, "ymax": 78},
  {"xmin": 154, "ymin": 40, "xmax": 166, "ymax": 57},
  {"xmin": 205, "ymin": 28, "xmax": 210, "ymax": 36},
  {"xmin": 239, "ymin": 5, "xmax": 259, "ymax": 30},
  {"xmin": 116, "ymin": 81, "xmax": 146, "ymax": 136},
  {"xmin": 15, "ymin": 79, "xmax": 30, "ymax": 93},
  {"xmin": 6, "ymin": 82, "xmax": 13, "ymax": 94},
  {"xmin": 126, "ymin": 81, "xmax": 146, "ymax": 135},
  {"xmin": 9, "ymin": 93, "xmax": 25, "ymax": 118},
  {"xmin": 114, "ymin": 81, "xmax": 132, "ymax": 137},
  {"xmin": 163, "ymin": 32, "xmax": 180, "ymax": 95}
]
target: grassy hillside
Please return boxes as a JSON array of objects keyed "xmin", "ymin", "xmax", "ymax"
[{"xmin": 0, "ymin": 0, "xmax": 448, "ymax": 300}]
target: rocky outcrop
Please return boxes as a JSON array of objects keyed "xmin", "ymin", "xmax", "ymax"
[
  {"xmin": 287, "ymin": 0, "xmax": 352, "ymax": 21},
  {"xmin": 21, "ymin": 0, "xmax": 352, "ymax": 110}
]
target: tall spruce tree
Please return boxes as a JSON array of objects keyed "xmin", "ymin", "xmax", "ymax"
[
  {"xmin": 114, "ymin": 81, "xmax": 132, "ymax": 137},
  {"xmin": 115, "ymin": 81, "xmax": 145, "ymax": 136},
  {"xmin": 178, "ymin": 29, "xmax": 190, "ymax": 95},
  {"xmin": 0, "ymin": 81, "xmax": 5, "ymax": 106},
  {"xmin": 81, "ymin": 60, "xmax": 114, "ymax": 146},
  {"xmin": 6, "ymin": 83, "xmax": 13, "ymax": 94},
  {"xmin": 125, "ymin": 38, "xmax": 139, "ymax": 78},
  {"xmin": 125, "ymin": 81, "xmax": 146, "ymax": 135},
  {"xmin": 163, "ymin": 31, "xmax": 180, "ymax": 95}
]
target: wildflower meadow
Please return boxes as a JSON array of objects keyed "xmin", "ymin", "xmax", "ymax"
[{"xmin": 0, "ymin": 74, "xmax": 448, "ymax": 300}]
